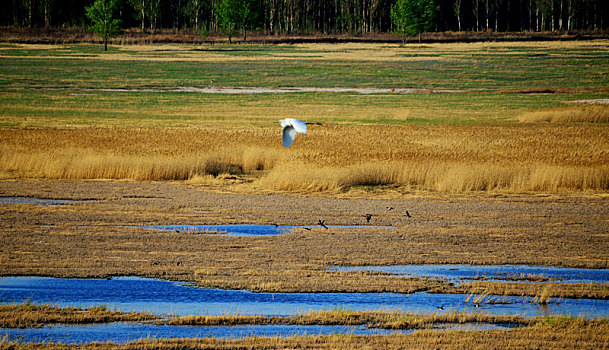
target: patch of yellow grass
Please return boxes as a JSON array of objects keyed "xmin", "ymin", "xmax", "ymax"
[
  {"xmin": 259, "ymin": 161, "xmax": 609, "ymax": 193},
  {"xmin": 518, "ymin": 105, "xmax": 609, "ymax": 123},
  {"xmin": 0, "ymin": 145, "xmax": 282, "ymax": 181},
  {"xmin": 1, "ymin": 124, "xmax": 608, "ymax": 194}
]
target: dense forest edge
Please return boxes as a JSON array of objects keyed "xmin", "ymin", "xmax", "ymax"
[
  {"xmin": 2, "ymin": 0, "xmax": 609, "ymax": 45},
  {"xmin": 1, "ymin": 26, "xmax": 608, "ymax": 45}
]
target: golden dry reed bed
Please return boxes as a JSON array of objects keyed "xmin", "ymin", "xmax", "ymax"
[
  {"xmin": 0, "ymin": 302, "xmax": 533, "ymax": 329},
  {"xmin": 1, "ymin": 123, "xmax": 608, "ymax": 195},
  {"xmin": 165, "ymin": 309, "xmax": 535, "ymax": 329}
]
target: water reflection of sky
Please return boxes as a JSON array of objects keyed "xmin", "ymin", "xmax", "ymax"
[
  {"xmin": 1, "ymin": 276, "xmax": 608, "ymax": 319},
  {"xmin": 0, "ymin": 322, "xmax": 525, "ymax": 344},
  {"xmin": 330, "ymin": 265, "xmax": 609, "ymax": 285},
  {"xmin": 140, "ymin": 224, "xmax": 392, "ymax": 236},
  {"xmin": 0, "ymin": 323, "xmax": 406, "ymax": 344}
]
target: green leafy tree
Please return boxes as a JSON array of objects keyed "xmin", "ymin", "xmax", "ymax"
[
  {"xmin": 185, "ymin": 0, "xmax": 205, "ymax": 30},
  {"xmin": 86, "ymin": 0, "xmax": 122, "ymax": 51},
  {"xmin": 215, "ymin": 0, "xmax": 235, "ymax": 43},
  {"xmin": 147, "ymin": 0, "xmax": 161, "ymax": 30},
  {"xmin": 216, "ymin": 0, "xmax": 257, "ymax": 43},
  {"xmin": 128, "ymin": 0, "xmax": 146, "ymax": 30},
  {"xmin": 391, "ymin": 0, "xmax": 438, "ymax": 43}
]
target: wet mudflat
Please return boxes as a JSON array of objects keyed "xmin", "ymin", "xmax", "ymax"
[
  {"xmin": 1, "ymin": 180, "xmax": 609, "ymax": 299},
  {"xmin": 1, "ymin": 277, "xmax": 608, "ymax": 318}
]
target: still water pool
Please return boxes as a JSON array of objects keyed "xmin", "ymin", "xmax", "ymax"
[
  {"xmin": 0, "ymin": 197, "xmax": 79, "ymax": 205},
  {"xmin": 140, "ymin": 224, "xmax": 391, "ymax": 236}
]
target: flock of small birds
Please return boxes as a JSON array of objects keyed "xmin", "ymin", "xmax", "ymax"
[
  {"xmin": 293, "ymin": 205, "xmax": 413, "ymax": 231},
  {"xmin": 363, "ymin": 206, "xmax": 412, "ymax": 224}
]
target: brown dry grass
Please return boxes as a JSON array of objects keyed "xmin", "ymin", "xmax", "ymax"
[
  {"xmin": 1, "ymin": 124, "xmax": 608, "ymax": 195},
  {"xmin": 165, "ymin": 309, "xmax": 533, "ymax": 329}
]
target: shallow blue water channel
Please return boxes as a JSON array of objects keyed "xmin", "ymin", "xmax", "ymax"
[
  {"xmin": 1, "ymin": 276, "xmax": 608, "ymax": 318},
  {"xmin": 0, "ymin": 323, "xmax": 405, "ymax": 344},
  {"xmin": 0, "ymin": 322, "xmax": 522, "ymax": 345},
  {"xmin": 331, "ymin": 265, "xmax": 609, "ymax": 285}
]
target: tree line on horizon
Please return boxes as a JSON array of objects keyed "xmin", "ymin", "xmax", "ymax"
[{"xmin": 4, "ymin": 0, "xmax": 608, "ymax": 36}]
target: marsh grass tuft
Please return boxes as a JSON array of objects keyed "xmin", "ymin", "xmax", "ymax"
[
  {"xmin": 0, "ymin": 302, "xmax": 155, "ymax": 328},
  {"xmin": 163, "ymin": 308, "xmax": 533, "ymax": 330},
  {"xmin": 536, "ymin": 284, "xmax": 554, "ymax": 305}
]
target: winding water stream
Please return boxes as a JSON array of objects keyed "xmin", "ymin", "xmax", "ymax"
[
  {"xmin": 1, "ymin": 276, "xmax": 607, "ymax": 318},
  {"xmin": 0, "ymin": 323, "xmax": 406, "ymax": 344}
]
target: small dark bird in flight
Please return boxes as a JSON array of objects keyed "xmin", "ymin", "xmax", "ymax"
[
  {"xmin": 436, "ymin": 305, "xmax": 444, "ymax": 310},
  {"xmin": 406, "ymin": 211, "xmax": 412, "ymax": 218},
  {"xmin": 386, "ymin": 206, "xmax": 394, "ymax": 211},
  {"xmin": 364, "ymin": 214, "xmax": 372, "ymax": 223},
  {"xmin": 318, "ymin": 220, "xmax": 328, "ymax": 229}
]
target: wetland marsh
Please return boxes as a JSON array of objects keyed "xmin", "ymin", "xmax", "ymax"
[{"xmin": 1, "ymin": 41, "xmax": 608, "ymax": 348}]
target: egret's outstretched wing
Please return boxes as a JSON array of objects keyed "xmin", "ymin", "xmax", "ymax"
[
  {"xmin": 282, "ymin": 126, "xmax": 297, "ymax": 147},
  {"xmin": 288, "ymin": 118, "xmax": 307, "ymax": 134}
]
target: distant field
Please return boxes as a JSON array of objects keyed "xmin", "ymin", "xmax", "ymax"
[{"xmin": 1, "ymin": 41, "xmax": 608, "ymax": 194}]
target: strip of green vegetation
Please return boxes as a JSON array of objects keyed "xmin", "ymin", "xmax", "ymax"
[
  {"xmin": 2, "ymin": 88, "xmax": 606, "ymax": 127},
  {"xmin": 1, "ymin": 43, "xmax": 607, "ymax": 127},
  {"xmin": 1, "ymin": 43, "xmax": 608, "ymax": 91}
]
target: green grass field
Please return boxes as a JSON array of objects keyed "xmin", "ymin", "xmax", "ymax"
[{"xmin": 1, "ymin": 41, "xmax": 608, "ymax": 128}]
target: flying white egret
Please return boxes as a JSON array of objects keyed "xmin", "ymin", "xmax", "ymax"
[{"xmin": 279, "ymin": 118, "xmax": 321, "ymax": 147}]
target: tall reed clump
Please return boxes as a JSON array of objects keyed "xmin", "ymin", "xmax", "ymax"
[
  {"xmin": 258, "ymin": 161, "xmax": 609, "ymax": 194},
  {"xmin": 535, "ymin": 284, "xmax": 554, "ymax": 305},
  {"xmin": 0, "ymin": 146, "xmax": 283, "ymax": 181},
  {"xmin": 518, "ymin": 105, "xmax": 609, "ymax": 123}
]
